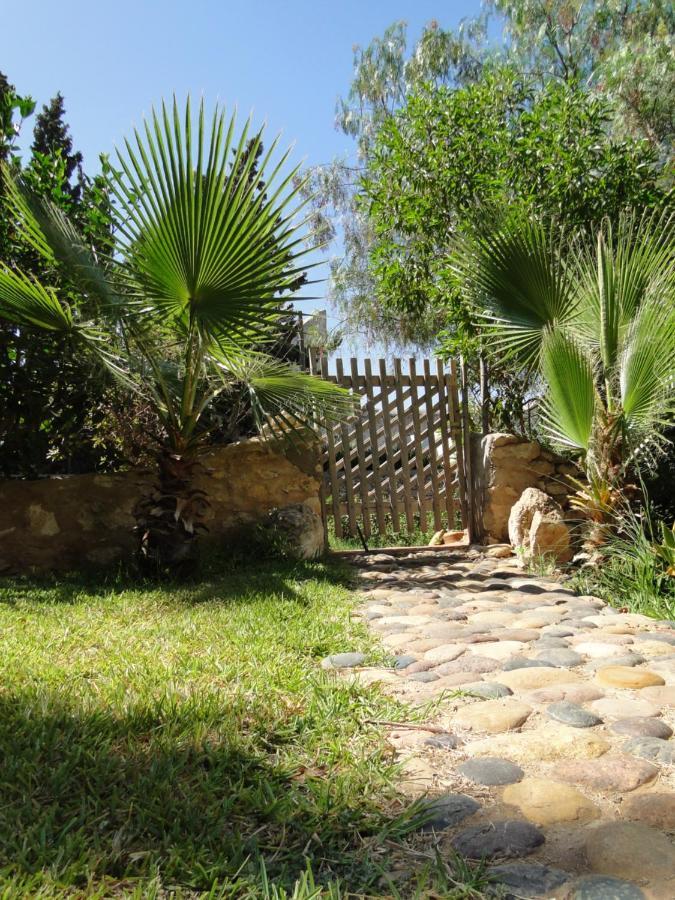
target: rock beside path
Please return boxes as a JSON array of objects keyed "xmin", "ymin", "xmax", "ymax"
[
  {"xmin": 610, "ymin": 717, "xmax": 673, "ymax": 739},
  {"xmin": 418, "ymin": 793, "xmax": 480, "ymax": 831},
  {"xmin": 595, "ymin": 666, "xmax": 665, "ymax": 689},
  {"xmin": 584, "ymin": 822, "xmax": 675, "ymax": 882},
  {"xmin": 553, "ymin": 755, "xmax": 658, "ymax": 792},
  {"xmin": 320, "ymin": 652, "xmax": 366, "ymax": 669},
  {"xmin": 567, "ymin": 876, "xmax": 646, "ymax": 899},
  {"xmin": 458, "ymin": 757, "xmax": 524, "ymax": 786},
  {"xmin": 487, "ymin": 862, "xmax": 569, "ymax": 898},
  {"xmin": 546, "ymin": 701, "xmax": 603, "ymax": 728},
  {"xmin": 502, "ymin": 777, "xmax": 599, "ymax": 824},
  {"xmin": 621, "ymin": 793, "xmax": 675, "ymax": 830},
  {"xmin": 453, "ymin": 698, "xmax": 532, "ymax": 733},
  {"xmin": 452, "ymin": 820, "xmax": 545, "ymax": 860},
  {"xmin": 622, "ymin": 736, "xmax": 675, "ymax": 764}
]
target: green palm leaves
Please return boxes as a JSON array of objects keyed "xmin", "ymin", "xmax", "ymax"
[
  {"xmin": 113, "ymin": 99, "xmax": 309, "ymax": 342},
  {"xmin": 0, "ymin": 97, "xmax": 352, "ymax": 451},
  {"xmin": 451, "ymin": 214, "xmax": 577, "ymax": 364},
  {"xmin": 453, "ymin": 208, "xmax": 675, "ymax": 477},
  {"xmin": 539, "ymin": 329, "xmax": 597, "ymax": 452},
  {"xmin": 1, "ymin": 97, "xmax": 353, "ymax": 568}
]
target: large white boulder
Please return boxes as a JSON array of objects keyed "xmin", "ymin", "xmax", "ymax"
[
  {"xmin": 508, "ymin": 487, "xmax": 559, "ymax": 550},
  {"xmin": 508, "ymin": 487, "xmax": 572, "ymax": 564},
  {"xmin": 529, "ymin": 508, "xmax": 573, "ymax": 564}
]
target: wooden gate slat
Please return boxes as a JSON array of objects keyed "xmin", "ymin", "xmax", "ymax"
[
  {"xmin": 394, "ymin": 358, "xmax": 415, "ymax": 531},
  {"xmin": 377, "ymin": 358, "xmax": 401, "ymax": 532},
  {"xmin": 350, "ymin": 358, "xmax": 372, "ymax": 538},
  {"xmin": 423, "ymin": 360, "xmax": 443, "ymax": 530},
  {"xmin": 407, "ymin": 358, "xmax": 428, "ymax": 533},
  {"xmin": 335, "ymin": 358, "xmax": 359, "ymax": 536},
  {"xmin": 318, "ymin": 353, "xmax": 343, "ymax": 537},
  {"xmin": 436, "ymin": 358, "xmax": 457, "ymax": 530},
  {"xmin": 363, "ymin": 359, "xmax": 387, "ymax": 533},
  {"xmin": 449, "ymin": 359, "xmax": 469, "ymax": 530}
]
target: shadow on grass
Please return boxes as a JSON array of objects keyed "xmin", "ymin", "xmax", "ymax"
[
  {"xmin": 0, "ymin": 687, "xmax": 423, "ymax": 895},
  {"xmin": 0, "ymin": 552, "xmax": 355, "ymax": 608}
]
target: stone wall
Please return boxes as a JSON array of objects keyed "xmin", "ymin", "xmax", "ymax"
[
  {"xmin": 0, "ymin": 439, "xmax": 322, "ymax": 574},
  {"xmin": 472, "ymin": 433, "xmax": 582, "ymax": 543}
]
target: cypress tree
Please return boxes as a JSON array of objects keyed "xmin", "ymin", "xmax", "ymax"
[{"xmin": 31, "ymin": 92, "xmax": 83, "ymax": 198}]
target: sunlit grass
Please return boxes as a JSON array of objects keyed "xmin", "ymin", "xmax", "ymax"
[{"xmin": 0, "ymin": 557, "xmax": 430, "ymax": 897}]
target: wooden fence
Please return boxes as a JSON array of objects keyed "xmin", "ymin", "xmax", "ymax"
[{"xmin": 309, "ymin": 353, "xmax": 473, "ymax": 542}]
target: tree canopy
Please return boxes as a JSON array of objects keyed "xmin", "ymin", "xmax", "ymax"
[
  {"xmin": 362, "ymin": 69, "xmax": 665, "ymax": 353},
  {"xmin": 307, "ymin": 2, "xmax": 674, "ymax": 351}
]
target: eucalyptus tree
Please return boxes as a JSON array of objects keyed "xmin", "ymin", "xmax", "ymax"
[
  {"xmin": 0, "ymin": 98, "xmax": 353, "ymax": 572},
  {"xmin": 308, "ymin": 3, "xmax": 673, "ymax": 354}
]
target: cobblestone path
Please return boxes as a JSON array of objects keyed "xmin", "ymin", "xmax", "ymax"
[{"xmin": 328, "ymin": 548, "xmax": 675, "ymax": 899}]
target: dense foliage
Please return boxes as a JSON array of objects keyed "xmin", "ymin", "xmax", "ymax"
[
  {"xmin": 452, "ymin": 208, "xmax": 675, "ymax": 502},
  {"xmin": 307, "ymin": 1, "xmax": 673, "ymax": 368},
  {"xmin": 362, "ymin": 71, "xmax": 664, "ymax": 353},
  {"xmin": 0, "ymin": 78, "xmax": 315, "ymax": 479},
  {"xmin": 0, "ymin": 72, "xmax": 124, "ymax": 477},
  {"xmin": 0, "ymin": 97, "xmax": 351, "ymax": 570}
]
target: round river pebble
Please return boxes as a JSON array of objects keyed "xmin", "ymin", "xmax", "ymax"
[
  {"xmin": 622, "ymin": 736, "xmax": 675, "ymax": 764},
  {"xmin": 464, "ymin": 681, "xmax": 512, "ymax": 699},
  {"xmin": 457, "ymin": 756, "xmax": 524, "ymax": 786},
  {"xmin": 418, "ymin": 793, "xmax": 480, "ymax": 831},
  {"xmin": 569, "ymin": 876, "xmax": 646, "ymax": 899},
  {"xmin": 611, "ymin": 717, "xmax": 673, "ymax": 739},
  {"xmin": 451, "ymin": 820, "xmax": 545, "ymax": 860},
  {"xmin": 546, "ymin": 701, "xmax": 603, "ymax": 728},
  {"xmin": 486, "ymin": 863, "xmax": 569, "ymax": 897}
]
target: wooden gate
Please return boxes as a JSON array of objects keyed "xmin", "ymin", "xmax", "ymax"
[{"xmin": 310, "ymin": 353, "xmax": 473, "ymax": 544}]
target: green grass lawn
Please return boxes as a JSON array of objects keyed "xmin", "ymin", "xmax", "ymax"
[{"xmin": 0, "ymin": 557, "xmax": 445, "ymax": 899}]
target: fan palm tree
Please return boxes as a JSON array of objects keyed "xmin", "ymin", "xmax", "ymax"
[
  {"xmin": 0, "ymin": 98, "xmax": 353, "ymax": 573},
  {"xmin": 451, "ymin": 208, "xmax": 675, "ymax": 491}
]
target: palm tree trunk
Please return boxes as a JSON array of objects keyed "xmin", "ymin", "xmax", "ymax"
[{"xmin": 134, "ymin": 445, "xmax": 208, "ymax": 577}]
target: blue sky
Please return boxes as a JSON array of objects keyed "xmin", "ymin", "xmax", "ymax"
[{"xmin": 5, "ymin": 0, "xmax": 483, "ymax": 343}]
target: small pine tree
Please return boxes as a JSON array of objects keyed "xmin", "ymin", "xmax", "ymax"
[{"xmin": 31, "ymin": 92, "xmax": 83, "ymax": 198}]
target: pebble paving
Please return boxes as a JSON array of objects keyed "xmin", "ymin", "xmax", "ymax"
[{"xmin": 326, "ymin": 547, "xmax": 675, "ymax": 898}]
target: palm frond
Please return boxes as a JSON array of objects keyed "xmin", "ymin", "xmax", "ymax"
[
  {"xmin": 108, "ymin": 97, "xmax": 314, "ymax": 344},
  {"xmin": 573, "ymin": 209, "xmax": 675, "ymax": 371},
  {"xmin": 620, "ymin": 295, "xmax": 675, "ymax": 452},
  {"xmin": 215, "ymin": 354, "xmax": 357, "ymax": 440},
  {"xmin": 450, "ymin": 214, "xmax": 577, "ymax": 365},
  {"xmin": 0, "ymin": 266, "xmax": 74, "ymax": 331},
  {"xmin": 539, "ymin": 328, "xmax": 598, "ymax": 452},
  {"xmin": 0, "ymin": 264, "xmax": 137, "ymax": 392},
  {"xmin": 4, "ymin": 167, "xmax": 121, "ymax": 315}
]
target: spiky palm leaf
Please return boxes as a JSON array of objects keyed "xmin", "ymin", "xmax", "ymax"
[
  {"xmin": 620, "ymin": 295, "xmax": 675, "ymax": 452},
  {"xmin": 451, "ymin": 213, "xmax": 578, "ymax": 365},
  {"xmin": 539, "ymin": 329, "xmax": 598, "ymax": 452},
  {"xmin": 0, "ymin": 98, "xmax": 352, "ymax": 571},
  {"xmin": 573, "ymin": 208, "xmax": 675, "ymax": 372},
  {"xmin": 453, "ymin": 207, "xmax": 675, "ymax": 485},
  {"xmin": 111, "ymin": 99, "xmax": 311, "ymax": 345}
]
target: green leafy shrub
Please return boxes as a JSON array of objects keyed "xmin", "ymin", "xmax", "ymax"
[{"xmin": 573, "ymin": 506, "xmax": 675, "ymax": 620}]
